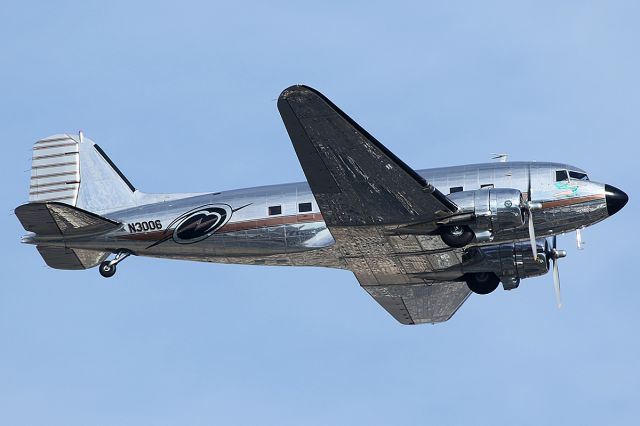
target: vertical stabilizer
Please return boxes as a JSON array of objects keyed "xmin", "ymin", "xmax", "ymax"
[{"xmin": 29, "ymin": 132, "xmax": 139, "ymax": 214}]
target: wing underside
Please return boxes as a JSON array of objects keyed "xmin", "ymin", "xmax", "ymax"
[{"xmin": 362, "ymin": 280, "xmax": 472, "ymax": 325}]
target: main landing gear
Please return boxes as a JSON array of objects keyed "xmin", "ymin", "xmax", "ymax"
[
  {"xmin": 464, "ymin": 272, "xmax": 500, "ymax": 295},
  {"xmin": 99, "ymin": 250, "xmax": 132, "ymax": 278},
  {"xmin": 440, "ymin": 225, "xmax": 474, "ymax": 248}
]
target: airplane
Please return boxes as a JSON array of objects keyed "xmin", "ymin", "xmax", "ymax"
[{"xmin": 15, "ymin": 85, "xmax": 629, "ymax": 325}]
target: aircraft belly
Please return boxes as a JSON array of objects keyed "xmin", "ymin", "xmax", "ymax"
[
  {"xmin": 115, "ymin": 221, "xmax": 342, "ymax": 267},
  {"xmin": 192, "ymin": 222, "xmax": 333, "ymax": 256}
]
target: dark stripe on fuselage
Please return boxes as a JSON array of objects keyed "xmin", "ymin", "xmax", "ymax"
[
  {"xmin": 119, "ymin": 195, "xmax": 602, "ymax": 245},
  {"xmin": 216, "ymin": 212, "xmax": 324, "ymax": 234},
  {"xmin": 118, "ymin": 213, "xmax": 325, "ymax": 242},
  {"xmin": 541, "ymin": 194, "xmax": 604, "ymax": 209}
]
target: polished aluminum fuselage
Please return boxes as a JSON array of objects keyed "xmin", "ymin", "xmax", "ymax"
[{"xmin": 48, "ymin": 161, "xmax": 608, "ymax": 270}]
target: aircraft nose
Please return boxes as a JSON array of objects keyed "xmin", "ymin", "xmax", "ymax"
[{"xmin": 605, "ymin": 184, "xmax": 628, "ymax": 216}]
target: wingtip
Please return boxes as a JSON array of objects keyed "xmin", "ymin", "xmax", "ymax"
[{"xmin": 278, "ymin": 84, "xmax": 318, "ymax": 101}]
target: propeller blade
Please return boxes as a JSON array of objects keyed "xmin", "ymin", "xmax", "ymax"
[
  {"xmin": 576, "ymin": 228, "xmax": 584, "ymax": 250},
  {"xmin": 528, "ymin": 210, "xmax": 537, "ymax": 259},
  {"xmin": 552, "ymin": 258, "xmax": 562, "ymax": 309},
  {"xmin": 527, "ymin": 165, "xmax": 532, "ymax": 202}
]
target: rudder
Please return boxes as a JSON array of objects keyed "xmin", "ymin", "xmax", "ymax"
[{"xmin": 29, "ymin": 132, "xmax": 139, "ymax": 214}]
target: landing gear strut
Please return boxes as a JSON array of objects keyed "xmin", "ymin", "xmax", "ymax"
[{"xmin": 99, "ymin": 250, "xmax": 132, "ymax": 278}]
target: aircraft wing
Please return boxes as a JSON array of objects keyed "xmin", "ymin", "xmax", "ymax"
[
  {"xmin": 277, "ymin": 85, "xmax": 457, "ymax": 227},
  {"xmin": 278, "ymin": 85, "xmax": 470, "ymax": 324}
]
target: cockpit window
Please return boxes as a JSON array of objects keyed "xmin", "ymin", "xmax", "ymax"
[
  {"xmin": 555, "ymin": 170, "xmax": 568, "ymax": 181},
  {"xmin": 569, "ymin": 171, "xmax": 589, "ymax": 181}
]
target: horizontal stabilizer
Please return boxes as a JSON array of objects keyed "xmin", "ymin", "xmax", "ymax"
[
  {"xmin": 36, "ymin": 246, "xmax": 109, "ymax": 270},
  {"xmin": 15, "ymin": 202, "xmax": 120, "ymax": 236}
]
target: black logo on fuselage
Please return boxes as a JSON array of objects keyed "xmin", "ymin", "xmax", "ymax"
[
  {"xmin": 146, "ymin": 203, "xmax": 249, "ymax": 249},
  {"xmin": 172, "ymin": 206, "xmax": 230, "ymax": 244}
]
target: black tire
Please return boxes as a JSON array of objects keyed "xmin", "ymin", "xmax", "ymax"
[
  {"xmin": 99, "ymin": 261, "xmax": 116, "ymax": 278},
  {"xmin": 440, "ymin": 225, "xmax": 474, "ymax": 248},
  {"xmin": 465, "ymin": 272, "xmax": 500, "ymax": 295}
]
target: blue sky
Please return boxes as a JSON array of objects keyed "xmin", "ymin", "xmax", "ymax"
[{"xmin": 1, "ymin": 1, "xmax": 638, "ymax": 424}]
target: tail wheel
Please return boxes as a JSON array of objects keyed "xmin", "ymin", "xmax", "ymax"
[
  {"xmin": 440, "ymin": 225, "xmax": 474, "ymax": 248},
  {"xmin": 98, "ymin": 250, "xmax": 132, "ymax": 278},
  {"xmin": 465, "ymin": 272, "xmax": 500, "ymax": 295},
  {"xmin": 99, "ymin": 261, "xmax": 116, "ymax": 278}
]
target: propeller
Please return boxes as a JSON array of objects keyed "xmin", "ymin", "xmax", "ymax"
[
  {"xmin": 524, "ymin": 167, "xmax": 567, "ymax": 308},
  {"xmin": 547, "ymin": 236, "xmax": 567, "ymax": 309},
  {"xmin": 524, "ymin": 200, "xmax": 542, "ymax": 261},
  {"xmin": 576, "ymin": 228, "xmax": 585, "ymax": 250},
  {"xmin": 523, "ymin": 165, "xmax": 543, "ymax": 262}
]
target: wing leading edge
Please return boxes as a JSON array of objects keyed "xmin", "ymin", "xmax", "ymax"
[{"xmin": 278, "ymin": 85, "xmax": 469, "ymax": 324}]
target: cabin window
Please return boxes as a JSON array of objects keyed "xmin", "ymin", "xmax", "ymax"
[
  {"xmin": 569, "ymin": 171, "xmax": 589, "ymax": 181},
  {"xmin": 268, "ymin": 205, "xmax": 282, "ymax": 216},
  {"xmin": 480, "ymin": 184, "xmax": 494, "ymax": 189},
  {"xmin": 449, "ymin": 186, "xmax": 463, "ymax": 193},
  {"xmin": 555, "ymin": 170, "xmax": 568, "ymax": 181},
  {"xmin": 298, "ymin": 202, "xmax": 312, "ymax": 213}
]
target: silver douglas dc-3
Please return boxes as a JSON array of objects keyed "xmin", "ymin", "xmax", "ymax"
[{"xmin": 15, "ymin": 86, "xmax": 629, "ymax": 324}]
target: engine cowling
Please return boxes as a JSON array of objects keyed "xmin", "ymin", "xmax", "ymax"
[
  {"xmin": 446, "ymin": 188, "xmax": 525, "ymax": 242},
  {"xmin": 470, "ymin": 240, "xmax": 549, "ymax": 279},
  {"xmin": 421, "ymin": 239, "xmax": 551, "ymax": 288}
]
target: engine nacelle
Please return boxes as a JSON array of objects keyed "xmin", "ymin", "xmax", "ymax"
[
  {"xmin": 447, "ymin": 188, "xmax": 525, "ymax": 242},
  {"xmin": 421, "ymin": 240, "xmax": 550, "ymax": 290},
  {"xmin": 471, "ymin": 240, "xmax": 549, "ymax": 278}
]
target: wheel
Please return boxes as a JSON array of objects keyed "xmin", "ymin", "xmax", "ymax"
[
  {"xmin": 465, "ymin": 272, "xmax": 500, "ymax": 295},
  {"xmin": 99, "ymin": 261, "xmax": 116, "ymax": 278},
  {"xmin": 440, "ymin": 225, "xmax": 474, "ymax": 248}
]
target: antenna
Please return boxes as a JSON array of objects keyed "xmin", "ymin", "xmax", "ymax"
[
  {"xmin": 79, "ymin": 130, "xmax": 84, "ymax": 144},
  {"xmin": 491, "ymin": 153, "xmax": 508, "ymax": 162}
]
